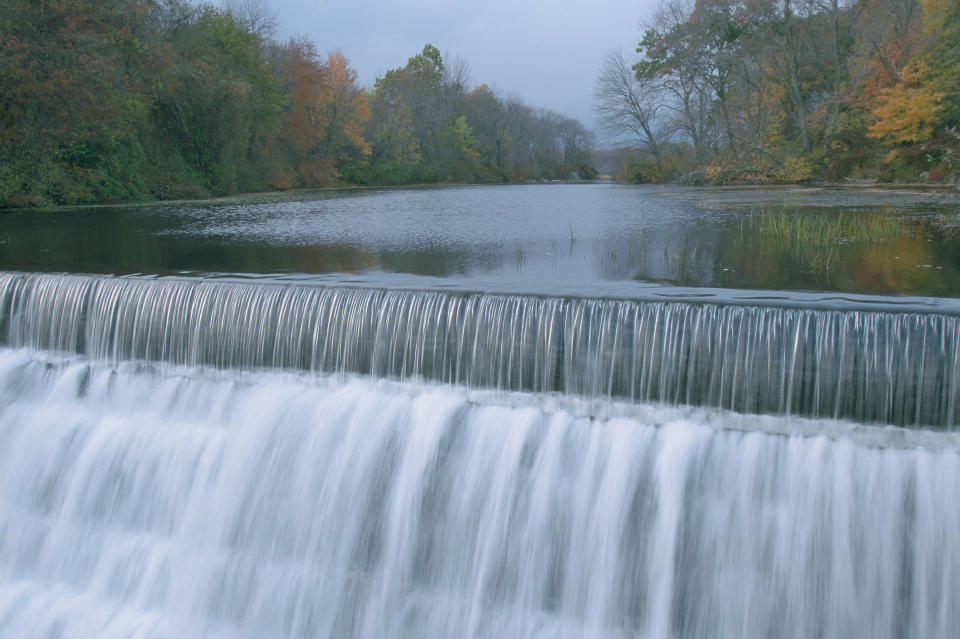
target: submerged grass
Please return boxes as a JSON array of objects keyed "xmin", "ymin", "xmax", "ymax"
[{"xmin": 740, "ymin": 208, "xmax": 906, "ymax": 276}]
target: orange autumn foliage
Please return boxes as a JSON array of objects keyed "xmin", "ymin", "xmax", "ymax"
[
  {"xmin": 274, "ymin": 42, "xmax": 370, "ymax": 187},
  {"xmin": 319, "ymin": 52, "xmax": 371, "ymax": 159},
  {"xmin": 868, "ymin": 61, "xmax": 945, "ymax": 146},
  {"xmin": 867, "ymin": 0, "xmax": 959, "ymax": 157}
]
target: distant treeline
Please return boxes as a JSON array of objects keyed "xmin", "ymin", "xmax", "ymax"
[
  {"xmin": 596, "ymin": 0, "xmax": 959, "ymax": 184},
  {"xmin": 0, "ymin": 0, "xmax": 595, "ymax": 207}
]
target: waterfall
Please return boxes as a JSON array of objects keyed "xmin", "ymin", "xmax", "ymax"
[
  {"xmin": 2, "ymin": 351, "xmax": 958, "ymax": 639},
  {"xmin": 2, "ymin": 270, "xmax": 959, "ymax": 639},
  {"xmin": 2, "ymin": 271, "xmax": 958, "ymax": 428}
]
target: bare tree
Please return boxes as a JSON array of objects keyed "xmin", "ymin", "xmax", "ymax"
[
  {"xmin": 442, "ymin": 53, "xmax": 472, "ymax": 119},
  {"xmin": 443, "ymin": 54, "xmax": 472, "ymax": 93},
  {"xmin": 852, "ymin": 0, "xmax": 920, "ymax": 84},
  {"xmin": 222, "ymin": 0, "xmax": 277, "ymax": 38},
  {"xmin": 594, "ymin": 49, "xmax": 664, "ymax": 170},
  {"xmin": 637, "ymin": 0, "xmax": 717, "ymax": 163}
]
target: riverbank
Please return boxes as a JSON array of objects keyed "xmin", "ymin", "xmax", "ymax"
[
  {"xmin": 5, "ymin": 178, "xmax": 959, "ymax": 213},
  {"xmin": 2, "ymin": 179, "xmax": 603, "ymax": 212}
]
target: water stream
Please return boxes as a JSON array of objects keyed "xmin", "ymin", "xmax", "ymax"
[
  {"xmin": 3, "ymin": 272, "xmax": 957, "ymax": 428},
  {"xmin": 2, "ymin": 350, "xmax": 958, "ymax": 639}
]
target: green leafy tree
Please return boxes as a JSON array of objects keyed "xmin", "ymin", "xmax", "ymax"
[
  {"xmin": 0, "ymin": 0, "xmax": 158, "ymax": 204},
  {"xmin": 153, "ymin": 4, "xmax": 282, "ymax": 193}
]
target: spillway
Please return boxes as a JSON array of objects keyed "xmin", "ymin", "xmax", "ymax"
[
  {"xmin": 1, "ymin": 271, "xmax": 959, "ymax": 639},
  {"xmin": 2, "ymin": 272, "xmax": 958, "ymax": 427}
]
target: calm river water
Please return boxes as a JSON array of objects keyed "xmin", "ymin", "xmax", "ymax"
[{"xmin": 3, "ymin": 183, "xmax": 959, "ymax": 302}]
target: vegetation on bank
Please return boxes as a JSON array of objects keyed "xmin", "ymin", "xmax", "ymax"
[
  {"xmin": 595, "ymin": 0, "xmax": 960, "ymax": 186},
  {"xmin": 3, "ymin": 0, "xmax": 957, "ymax": 207},
  {"xmin": 0, "ymin": 0, "xmax": 594, "ymax": 208}
]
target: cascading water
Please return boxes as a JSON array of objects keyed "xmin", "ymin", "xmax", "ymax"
[
  {"xmin": 2, "ymin": 272, "xmax": 958, "ymax": 427},
  {"xmin": 2, "ymin": 271, "xmax": 959, "ymax": 639}
]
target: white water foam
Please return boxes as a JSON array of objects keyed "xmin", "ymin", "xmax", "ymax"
[{"xmin": 2, "ymin": 349, "xmax": 958, "ymax": 639}]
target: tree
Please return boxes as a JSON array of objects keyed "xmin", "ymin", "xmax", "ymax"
[
  {"xmin": 463, "ymin": 84, "xmax": 508, "ymax": 174},
  {"xmin": 270, "ymin": 37, "xmax": 329, "ymax": 186},
  {"xmin": 0, "ymin": 18, "xmax": 596, "ymax": 204},
  {"xmin": 363, "ymin": 44, "xmax": 449, "ymax": 182},
  {"xmin": 635, "ymin": 0, "xmax": 717, "ymax": 163},
  {"xmin": 852, "ymin": 0, "xmax": 922, "ymax": 92},
  {"xmin": 366, "ymin": 66, "xmax": 423, "ymax": 183},
  {"xmin": 868, "ymin": 0, "xmax": 960, "ymax": 171},
  {"xmin": 153, "ymin": 4, "xmax": 282, "ymax": 192},
  {"xmin": 0, "ymin": 0, "xmax": 158, "ymax": 204},
  {"xmin": 269, "ymin": 42, "xmax": 370, "ymax": 187},
  {"xmin": 222, "ymin": 0, "xmax": 277, "ymax": 38},
  {"xmin": 594, "ymin": 49, "xmax": 665, "ymax": 171},
  {"xmin": 444, "ymin": 115, "xmax": 487, "ymax": 181},
  {"xmin": 316, "ymin": 52, "xmax": 371, "ymax": 169}
]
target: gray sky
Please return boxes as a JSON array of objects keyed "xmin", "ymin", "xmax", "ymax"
[{"xmin": 268, "ymin": 0, "xmax": 657, "ymax": 133}]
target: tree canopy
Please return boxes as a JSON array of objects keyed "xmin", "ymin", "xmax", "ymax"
[
  {"xmin": 598, "ymin": 0, "xmax": 960, "ymax": 184},
  {"xmin": 0, "ymin": 2, "xmax": 595, "ymax": 207}
]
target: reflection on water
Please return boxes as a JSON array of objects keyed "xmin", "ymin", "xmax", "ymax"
[{"xmin": 1, "ymin": 184, "xmax": 957, "ymax": 298}]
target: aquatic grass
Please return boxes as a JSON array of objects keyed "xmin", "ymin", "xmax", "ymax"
[
  {"xmin": 745, "ymin": 208, "xmax": 902, "ymax": 245},
  {"xmin": 666, "ymin": 237, "xmax": 700, "ymax": 281},
  {"xmin": 663, "ymin": 229, "xmax": 672, "ymax": 269},
  {"xmin": 741, "ymin": 207, "xmax": 905, "ymax": 276},
  {"xmin": 628, "ymin": 232, "xmax": 647, "ymax": 273}
]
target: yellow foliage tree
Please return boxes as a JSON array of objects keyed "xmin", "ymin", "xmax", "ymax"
[
  {"xmin": 868, "ymin": 61, "xmax": 945, "ymax": 146},
  {"xmin": 867, "ymin": 0, "xmax": 959, "ymax": 156},
  {"xmin": 316, "ymin": 51, "xmax": 371, "ymax": 160}
]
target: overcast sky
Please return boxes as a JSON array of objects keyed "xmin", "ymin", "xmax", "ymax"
[{"xmin": 267, "ymin": 0, "xmax": 658, "ymax": 135}]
